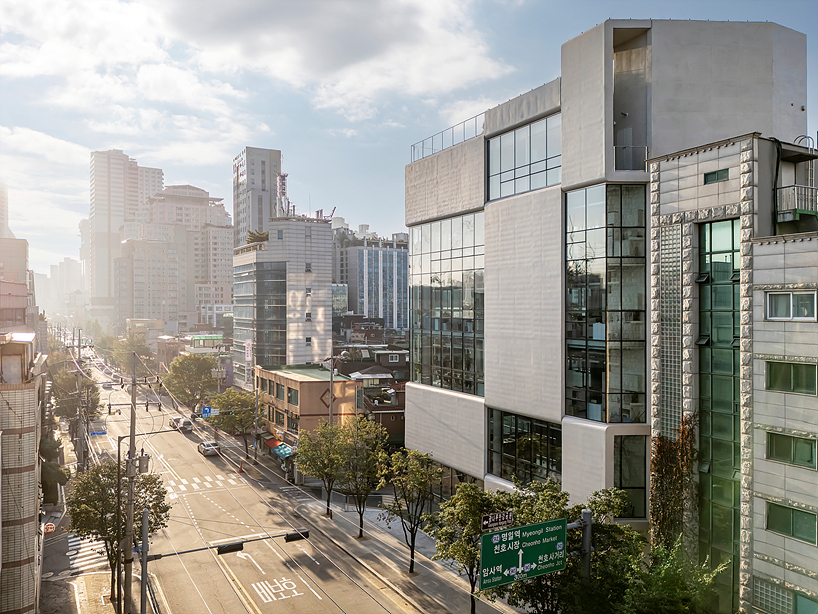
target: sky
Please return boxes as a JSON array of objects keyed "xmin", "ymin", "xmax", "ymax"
[{"xmin": 1, "ymin": 0, "xmax": 817, "ymax": 275}]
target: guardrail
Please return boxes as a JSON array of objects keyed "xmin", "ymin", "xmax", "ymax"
[
  {"xmin": 777, "ymin": 185, "xmax": 818, "ymax": 213},
  {"xmin": 411, "ymin": 113, "xmax": 485, "ymax": 162}
]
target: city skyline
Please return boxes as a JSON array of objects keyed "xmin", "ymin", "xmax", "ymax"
[{"xmin": 1, "ymin": 0, "xmax": 817, "ymax": 274}]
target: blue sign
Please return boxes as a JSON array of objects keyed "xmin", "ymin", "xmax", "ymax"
[
  {"xmin": 90, "ymin": 431, "xmax": 107, "ymax": 436},
  {"xmin": 202, "ymin": 406, "xmax": 212, "ymax": 418}
]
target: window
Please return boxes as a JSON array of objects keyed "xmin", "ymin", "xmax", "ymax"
[
  {"xmin": 388, "ymin": 354, "xmax": 400, "ymax": 363},
  {"xmin": 614, "ymin": 435, "xmax": 647, "ymax": 518},
  {"xmin": 305, "ymin": 312, "xmax": 312, "ymax": 321},
  {"xmin": 766, "ymin": 502, "xmax": 817, "ymax": 544},
  {"xmin": 305, "ymin": 337, "xmax": 311, "ymax": 345},
  {"xmin": 488, "ymin": 113, "xmax": 561, "ymax": 200},
  {"xmin": 767, "ymin": 433, "xmax": 817, "ymax": 469},
  {"xmin": 305, "ymin": 262, "xmax": 312, "ymax": 272},
  {"xmin": 306, "ymin": 287, "xmax": 311, "ymax": 296},
  {"xmin": 704, "ymin": 169, "xmax": 729, "ymax": 184},
  {"xmin": 275, "ymin": 383, "xmax": 285, "ymax": 400},
  {"xmin": 767, "ymin": 291, "xmax": 817, "ymax": 321},
  {"xmin": 277, "ymin": 230, "xmax": 283, "ymax": 240},
  {"xmin": 287, "ymin": 387, "xmax": 299, "ymax": 406},
  {"xmin": 275, "ymin": 411, "xmax": 285, "ymax": 427},
  {"xmin": 766, "ymin": 362, "xmax": 817, "ymax": 395},
  {"xmin": 287, "ymin": 415, "xmax": 299, "ymax": 431}
]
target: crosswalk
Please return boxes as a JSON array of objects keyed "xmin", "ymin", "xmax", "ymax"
[
  {"xmin": 67, "ymin": 533, "xmax": 109, "ymax": 572},
  {"xmin": 279, "ymin": 485, "xmax": 315, "ymax": 503},
  {"xmin": 165, "ymin": 474, "xmax": 244, "ymax": 499}
]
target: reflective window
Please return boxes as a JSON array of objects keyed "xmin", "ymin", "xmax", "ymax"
[
  {"xmin": 766, "ymin": 362, "xmax": 818, "ymax": 396},
  {"xmin": 614, "ymin": 435, "xmax": 647, "ymax": 518},
  {"xmin": 410, "ymin": 212, "xmax": 485, "ymax": 396},
  {"xmin": 488, "ymin": 113, "xmax": 561, "ymax": 200},
  {"xmin": 767, "ymin": 433, "xmax": 817, "ymax": 470},
  {"xmin": 767, "ymin": 502, "xmax": 817, "ymax": 544},
  {"xmin": 487, "ymin": 408, "xmax": 561, "ymax": 485},
  {"xmin": 766, "ymin": 291, "xmax": 817, "ymax": 321}
]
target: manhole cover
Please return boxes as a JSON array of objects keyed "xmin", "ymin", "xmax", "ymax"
[
  {"xmin": 59, "ymin": 570, "xmax": 73, "ymax": 577},
  {"xmin": 42, "ymin": 572, "xmax": 53, "ymax": 579},
  {"xmin": 66, "ymin": 550, "xmax": 77, "ymax": 556}
]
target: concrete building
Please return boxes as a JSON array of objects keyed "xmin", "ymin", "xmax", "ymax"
[
  {"xmin": 115, "ymin": 185, "xmax": 232, "ymax": 332},
  {"xmin": 333, "ymin": 226, "xmax": 409, "ymax": 330},
  {"xmin": 0, "ymin": 180, "xmax": 14, "ymax": 239},
  {"xmin": 0, "ymin": 331, "xmax": 47, "ymax": 614},
  {"xmin": 232, "ymin": 216, "xmax": 333, "ymax": 389},
  {"xmin": 232, "ymin": 147, "xmax": 285, "ymax": 248},
  {"xmin": 87, "ymin": 150, "xmax": 163, "ymax": 325},
  {"xmin": 405, "ymin": 18, "xmax": 812, "ymax": 614}
]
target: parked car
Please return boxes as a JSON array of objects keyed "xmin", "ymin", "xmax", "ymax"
[
  {"xmin": 171, "ymin": 417, "xmax": 193, "ymax": 433},
  {"xmin": 197, "ymin": 441, "xmax": 220, "ymax": 456},
  {"xmin": 102, "ymin": 382, "xmax": 112, "ymax": 390}
]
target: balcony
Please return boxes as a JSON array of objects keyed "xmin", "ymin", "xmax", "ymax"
[
  {"xmin": 614, "ymin": 146, "xmax": 648, "ymax": 171},
  {"xmin": 777, "ymin": 185, "xmax": 818, "ymax": 218},
  {"xmin": 410, "ymin": 113, "xmax": 485, "ymax": 162}
]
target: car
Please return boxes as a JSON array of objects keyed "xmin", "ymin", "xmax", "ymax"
[
  {"xmin": 171, "ymin": 417, "xmax": 193, "ymax": 433},
  {"xmin": 198, "ymin": 441, "xmax": 220, "ymax": 456},
  {"xmin": 102, "ymin": 382, "xmax": 112, "ymax": 390}
]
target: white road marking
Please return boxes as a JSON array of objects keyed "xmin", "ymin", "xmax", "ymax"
[
  {"xmin": 192, "ymin": 483, "xmax": 200, "ymax": 490},
  {"xmin": 216, "ymin": 475, "xmax": 225, "ymax": 480},
  {"xmin": 193, "ymin": 477, "xmax": 201, "ymax": 483},
  {"xmin": 227, "ymin": 479, "xmax": 237, "ymax": 485},
  {"xmin": 204, "ymin": 482, "xmax": 212, "ymax": 488},
  {"xmin": 181, "ymin": 479, "xmax": 189, "ymax": 485},
  {"xmin": 177, "ymin": 485, "xmax": 187, "ymax": 491}
]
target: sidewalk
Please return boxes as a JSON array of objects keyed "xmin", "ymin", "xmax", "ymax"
[{"xmin": 232, "ymin": 434, "xmax": 522, "ymax": 614}]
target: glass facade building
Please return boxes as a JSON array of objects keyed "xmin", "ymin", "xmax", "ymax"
[
  {"xmin": 565, "ymin": 184, "xmax": 647, "ymax": 423},
  {"xmin": 358, "ymin": 247, "xmax": 409, "ymax": 329},
  {"xmin": 233, "ymin": 261, "xmax": 287, "ymax": 381},
  {"xmin": 697, "ymin": 219, "xmax": 741, "ymax": 614},
  {"xmin": 488, "ymin": 409, "xmax": 562, "ymax": 485},
  {"xmin": 410, "ymin": 211, "xmax": 485, "ymax": 395}
]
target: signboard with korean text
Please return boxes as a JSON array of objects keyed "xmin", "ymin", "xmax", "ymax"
[
  {"xmin": 245, "ymin": 339, "xmax": 253, "ymax": 362},
  {"xmin": 482, "ymin": 511, "xmax": 514, "ymax": 532},
  {"xmin": 479, "ymin": 518, "xmax": 567, "ymax": 589}
]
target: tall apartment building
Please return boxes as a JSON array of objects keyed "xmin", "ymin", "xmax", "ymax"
[
  {"xmin": 0, "ymin": 180, "xmax": 14, "ymax": 238},
  {"xmin": 333, "ymin": 225, "xmax": 409, "ymax": 330},
  {"xmin": 232, "ymin": 216, "xmax": 332, "ymax": 389},
  {"xmin": 87, "ymin": 150, "xmax": 163, "ymax": 324},
  {"xmin": 232, "ymin": 147, "xmax": 285, "ymax": 247},
  {"xmin": 405, "ymin": 19, "xmax": 814, "ymax": 614},
  {"xmin": 0, "ymin": 332, "xmax": 47, "ymax": 614},
  {"xmin": 115, "ymin": 185, "xmax": 231, "ymax": 332}
]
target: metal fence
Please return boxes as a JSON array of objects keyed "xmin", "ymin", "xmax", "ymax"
[{"xmin": 411, "ymin": 113, "xmax": 485, "ymax": 162}]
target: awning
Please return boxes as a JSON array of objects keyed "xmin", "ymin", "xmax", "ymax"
[
  {"xmin": 263, "ymin": 437, "xmax": 282, "ymax": 449},
  {"xmin": 271, "ymin": 443, "xmax": 293, "ymax": 459}
]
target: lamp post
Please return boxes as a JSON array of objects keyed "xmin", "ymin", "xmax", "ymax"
[{"xmin": 322, "ymin": 351, "xmax": 350, "ymax": 425}]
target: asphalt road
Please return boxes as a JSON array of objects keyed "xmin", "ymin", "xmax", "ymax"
[{"xmin": 75, "ymin": 361, "xmax": 414, "ymax": 614}]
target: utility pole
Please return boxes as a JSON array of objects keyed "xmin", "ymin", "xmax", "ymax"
[
  {"xmin": 76, "ymin": 370, "xmax": 85, "ymax": 472},
  {"xmin": 124, "ymin": 352, "xmax": 137, "ymax": 613},
  {"xmin": 140, "ymin": 508, "xmax": 149, "ymax": 614},
  {"xmin": 253, "ymin": 381, "xmax": 259, "ymax": 465}
]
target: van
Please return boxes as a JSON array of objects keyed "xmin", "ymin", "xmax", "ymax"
[{"xmin": 171, "ymin": 417, "xmax": 193, "ymax": 433}]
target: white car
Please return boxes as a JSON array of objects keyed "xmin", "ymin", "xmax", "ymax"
[
  {"xmin": 171, "ymin": 417, "xmax": 193, "ymax": 433},
  {"xmin": 198, "ymin": 441, "xmax": 220, "ymax": 456}
]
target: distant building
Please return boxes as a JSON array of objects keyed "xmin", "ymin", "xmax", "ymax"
[
  {"xmin": 0, "ymin": 331, "xmax": 47, "ymax": 614},
  {"xmin": 333, "ymin": 222, "xmax": 409, "ymax": 329},
  {"xmin": 232, "ymin": 216, "xmax": 332, "ymax": 389},
  {"xmin": 0, "ymin": 179, "xmax": 15, "ymax": 238},
  {"xmin": 232, "ymin": 147, "xmax": 286, "ymax": 248}
]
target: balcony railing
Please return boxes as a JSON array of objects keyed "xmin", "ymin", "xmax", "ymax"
[
  {"xmin": 777, "ymin": 185, "xmax": 818, "ymax": 214},
  {"xmin": 614, "ymin": 146, "xmax": 648, "ymax": 171},
  {"xmin": 411, "ymin": 113, "xmax": 485, "ymax": 162}
]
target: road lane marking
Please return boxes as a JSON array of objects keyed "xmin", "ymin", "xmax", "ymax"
[
  {"xmin": 213, "ymin": 554, "xmax": 263, "ymax": 614},
  {"xmin": 216, "ymin": 474, "xmax": 225, "ymax": 480},
  {"xmin": 210, "ymin": 533, "xmax": 264, "ymax": 545},
  {"xmin": 193, "ymin": 477, "xmax": 201, "ymax": 483},
  {"xmin": 227, "ymin": 479, "xmax": 237, "ymax": 485},
  {"xmin": 204, "ymin": 482, "xmax": 212, "ymax": 488},
  {"xmin": 181, "ymin": 479, "xmax": 189, "ymax": 485},
  {"xmin": 192, "ymin": 483, "xmax": 200, "ymax": 490},
  {"xmin": 177, "ymin": 484, "xmax": 187, "ymax": 491},
  {"xmin": 204, "ymin": 476, "xmax": 212, "ymax": 481}
]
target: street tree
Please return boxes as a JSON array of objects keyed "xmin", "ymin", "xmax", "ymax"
[
  {"xmin": 337, "ymin": 417, "xmax": 388, "ymax": 538},
  {"xmin": 41, "ymin": 462, "xmax": 70, "ymax": 505},
  {"xmin": 377, "ymin": 449, "xmax": 442, "ymax": 573},
  {"xmin": 426, "ymin": 482, "xmax": 505, "ymax": 614},
  {"xmin": 162, "ymin": 353, "xmax": 216, "ymax": 410},
  {"xmin": 295, "ymin": 420, "xmax": 345, "ymax": 515},
  {"xmin": 207, "ymin": 389, "xmax": 256, "ymax": 456},
  {"xmin": 50, "ymin": 352, "xmax": 101, "ymax": 422},
  {"xmin": 65, "ymin": 459, "xmax": 171, "ymax": 601},
  {"xmin": 114, "ymin": 333, "xmax": 155, "ymax": 378}
]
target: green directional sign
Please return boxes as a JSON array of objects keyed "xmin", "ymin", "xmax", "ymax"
[{"xmin": 479, "ymin": 518, "xmax": 567, "ymax": 589}]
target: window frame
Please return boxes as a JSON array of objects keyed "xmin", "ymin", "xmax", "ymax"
[
  {"xmin": 765, "ymin": 361, "xmax": 818, "ymax": 396},
  {"xmin": 704, "ymin": 169, "xmax": 729, "ymax": 185},
  {"xmin": 766, "ymin": 291, "xmax": 818, "ymax": 322},
  {"xmin": 767, "ymin": 432, "xmax": 818, "ymax": 470},
  {"xmin": 287, "ymin": 387, "xmax": 299, "ymax": 406},
  {"xmin": 765, "ymin": 501, "xmax": 818, "ymax": 545},
  {"xmin": 388, "ymin": 354, "xmax": 400, "ymax": 363}
]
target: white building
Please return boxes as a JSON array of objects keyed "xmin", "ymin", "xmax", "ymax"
[{"xmin": 232, "ymin": 147, "xmax": 286, "ymax": 247}]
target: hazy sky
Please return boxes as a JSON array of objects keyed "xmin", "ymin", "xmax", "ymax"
[{"xmin": 1, "ymin": 0, "xmax": 816, "ymax": 274}]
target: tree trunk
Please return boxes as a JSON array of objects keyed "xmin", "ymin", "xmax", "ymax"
[
  {"xmin": 243, "ymin": 435, "xmax": 249, "ymax": 458},
  {"xmin": 409, "ymin": 532, "xmax": 416, "ymax": 573},
  {"xmin": 469, "ymin": 571, "xmax": 477, "ymax": 614},
  {"xmin": 325, "ymin": 490, "xmax": 332, "ymax": 516},
  {"xmin": 358, "ymin": 511, "xmax": 364, "ymax": 538}
]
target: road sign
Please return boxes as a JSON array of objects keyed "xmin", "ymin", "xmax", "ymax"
[
  {"xmin": 89, "ymin": 431, "xmax": 107, "ymax": 436},
  {"xmin": 44, "ymin": 523, "xmax": 56, "ymax": 534},
  {"xmin": 479, "ymin": 518, "xmax": 567, "ymax": 589},
  {"xmin": 482, "ymin": 511, "xmax": 514, "ymax": 532},
  {"xmin": 202, "ymin": 406, "xmax": 212, "ymax": 418}
]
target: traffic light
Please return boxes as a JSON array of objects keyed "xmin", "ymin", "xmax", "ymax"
[
  {"xmin": 217, "ymin": 542, "xmax": 243, "ymax": 555},
  {"xmin": 108, "ymin": 404, "xmax": 112, "ymax": 415},
  {"xmin": 145, "ymin": 402, "xmax": 150, "ymax": 412},
  {"xmin": 284, "ymin": 530, "xmax": 309, "ymax": 543},
  {"xmin": 120, "ymin": 378, "xmax": 125, "ymax": 389}
]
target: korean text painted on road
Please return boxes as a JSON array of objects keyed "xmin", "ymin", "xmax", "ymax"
[{"xmin": 479, "ymin": 518, "xmax": 567, "ymax": 589}]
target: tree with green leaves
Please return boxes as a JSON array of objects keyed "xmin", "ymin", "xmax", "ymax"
[
  {"xmin": 337, "ymin": 417, "xmax": 388, "ymax": 538},
  {"xmin": 162, "ymin": 353, "xmax": 216, "ymax": 410},
  {"xmin": 49, "ymin": 351, "xmax": 101, "ymax": 422},
  {"xmin": 207, "ymin": 389, "xmax": 256, "ymax": 456},
  {"xmin": 42, "ymin": 462, "xmax": 70, "ymax": 505},
  {"xmin": 426, "ymin": 483, "xmax": 504, "ymax": 613},
  {"xmin": 377, "ymin": 449, "xmax": 441, "ymax": 573},
  {"xmin": 65, "ymin": 459, "xmax": 171, "ymax": 601},
  {"xmin": 295, "ymin": 420, "xmax": 345, "ymax": 515},
  {"xmin": 114, "ymin": 333, "xmax": 155, "ymax": 378}
]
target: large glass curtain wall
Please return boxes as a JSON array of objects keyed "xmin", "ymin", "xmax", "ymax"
[
  {"xmin": 488, "ymin": 408, "xmax": 562, "ymax": 485},
  {"xmin": 488, "ymin": 113, "xmax": 561, "ymax": 200},
  {"xmin": 697, "ymin": 219, "xmax": 741, "ymax": 614},
  {"xmin": 233, "ymin": 261, "xmax": 287, "ymax": 374},
  {"xmin": 410, "ymin": 212, "xmax": 485, "ymax": 395},
  {"xmin": 565, "ymin": 185, "xmax": 647, "ymax": 423}
]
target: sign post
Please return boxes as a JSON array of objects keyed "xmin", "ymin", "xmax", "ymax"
[
  {"xmin": 202, "ymin": 406, "xmax": 211, "ymax": 418},
  {"xmin": 479, "ymin": 518, "xmax": 567, "ymax": 589}
]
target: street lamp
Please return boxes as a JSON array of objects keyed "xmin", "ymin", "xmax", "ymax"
[{"xmin": 322, "ymin": 351, "xmax": 350, "ymax": 425}]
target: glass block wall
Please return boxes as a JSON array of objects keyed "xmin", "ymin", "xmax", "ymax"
[
  {"xmin": 565, "ymin": 184, "xmax": 647, "ymax": 423},
  {"xmin": 410, "ymin": 211, "xmax": 485, "ymax": 395},
  {"xmin": 698, "ymin": 219, "xmax": 741, "ymax": 614},
  {"xmin": 659, "ymin": 225, "xmax": 683, "ymax": 438}
]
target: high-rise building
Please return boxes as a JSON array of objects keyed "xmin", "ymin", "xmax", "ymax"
[
  {"xmin": 115, "ymin": 185, "xmax": 231, "ymax": 332},
  {"xmin": 0, "ymin": 332, "xmax": 46, "ymax": 614},
  {"xmin": 232, "ymin": 216, "xmax": 332, "ymax": 389},
  {"xmin": 88, "ymin": 150, "xmax": 163, "ymax": 325},
  {"xmin": 232, "ymin": 147, "xmax": 284, "ymax": 247},
  {"xmin": 333, "ymin": 223, "xmax": 409, "ymax": 330},
  {"xmin": 0, "ymin": 180, "xmax": 15, "ymax": 239},
  {"xmin": 405, "ymin": 19, "xmax": 814, "ymax": 614}
]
